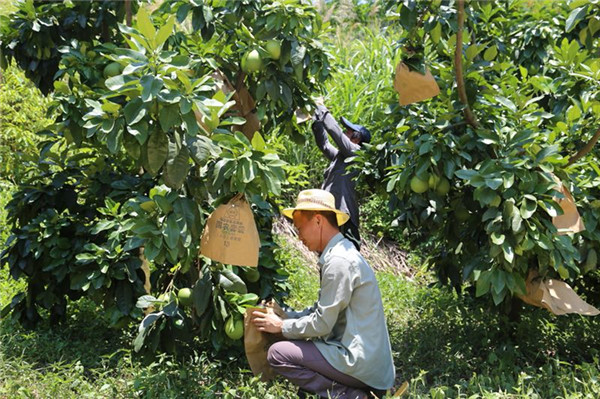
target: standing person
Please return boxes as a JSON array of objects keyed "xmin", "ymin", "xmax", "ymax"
[
  {"xmin": 253, "ymin": 189, "xmax": 395, "ymax": 399},
  {"xmin": 312, "ymin": 105, "xmax": 371, "ymax": 251}
]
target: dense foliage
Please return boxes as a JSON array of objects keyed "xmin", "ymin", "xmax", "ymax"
[
  {"xmin": 0, "ymin": 0, "xmax": 330, "ymax": 355},
  {"xmin": 348, "ymin": 0, "xmax": 600, "ymax": 306}
]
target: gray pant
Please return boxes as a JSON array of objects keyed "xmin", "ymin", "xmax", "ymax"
[{"xmin": 267, "ymin": 340, "xmax": 369, "ymax": 399}]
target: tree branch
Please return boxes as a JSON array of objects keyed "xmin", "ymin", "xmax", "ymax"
[
  {"xmin": 567, "ymin": 127, "xmax": 600, "ymax": 166},
  {"xmin": 454, "ymin": 0, "xmax": 478, "ymax": 129},
  {"xmin": 125, "ymin": 0, "xmax": 132, "ymax": 27}
]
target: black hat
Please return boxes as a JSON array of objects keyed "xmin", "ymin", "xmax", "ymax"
[{"xmin": 341, "ymin": 117, "xmax": 371, "ymax": 144}]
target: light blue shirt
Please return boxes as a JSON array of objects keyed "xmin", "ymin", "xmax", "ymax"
[{"xmin": 281, "ymin": 233, "xmax": 395, "ymax": 389}]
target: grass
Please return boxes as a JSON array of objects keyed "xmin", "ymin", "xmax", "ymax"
[{"xmin": 2, "ymin": 218, "xmax": 600, "ymax": 397}]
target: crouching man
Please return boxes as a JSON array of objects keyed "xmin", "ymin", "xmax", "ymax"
[{"xmin": 252, "ymin": 189, "xmax": 395, "ymax": 398}]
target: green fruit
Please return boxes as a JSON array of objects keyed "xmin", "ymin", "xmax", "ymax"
[
  {"xmin": 178, "ymin": 288, "xmax": 193, "ymax": 307},
  {"xmin": 435, "ymin": 178, "xmax": 450, "ymax": 196},
  {"xmin": 265, "ymin": 40, "xmax": 281, "ymax": 60},
  {"xmin": 428, "ymin": 174, "xmax": 440, "ymax": 189},
  {"xmin": 243, "ymin": 268, "xmax": 260, "ymax": 283},
  {"xmin": 225, "ymin": 317, "xmax": 244, "ymax": 340},
  {"xmin": 245, "ymin": 50, "xmax": 262, "ymax": 72},
  {"xmin": 410, "ymin": 176, "xmax": 429, "ymax": 194},
  {"xmin": 103, "ymin": 61, "xmax": 122, "ymax": 78}
]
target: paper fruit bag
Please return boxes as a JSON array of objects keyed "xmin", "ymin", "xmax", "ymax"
[
  {"xmin": 200, "ymin": 194, "xmax": 260, "ymax": 267},
  {"xmin": 244, "ymin": 307, "xmax": 280, "ymax": 381},
  {"xmin": 517, "ymin": 269, "xmax": 599, "ymax": 316},
  {"xmin": 550, "ymin": 175, "xmax": 585, "ymax": 235},
  {"xmin": 393, "ymin": 62, "xmax": 440, "ymax": 106}
]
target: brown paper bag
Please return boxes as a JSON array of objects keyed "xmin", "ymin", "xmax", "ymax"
[
  {"xmin": 517, "ymin": 269, "xmax": 599, "ymax": 316},
  {"xmin": 244, "ymin": 306, "xmax": 282, "ymax": 381},
  {"xmin": 550, "ymin": 175, "xmax": 585, "ymax": 235},
  {"xmin": 194, "ymin": 70, "xmax": 261, "ymax": 139},
  {"xmin": 200, "ymin": 194, "xmax": 260, "ymax": 267},
  {"xmin": 393, "ymin": 62, "xmax": 440, "ymax": 106}
]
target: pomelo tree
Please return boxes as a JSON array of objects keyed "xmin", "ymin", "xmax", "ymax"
[
  {"xmin": 0, "ymin": 0, "xmax": 330, "ymax": 354},
  {"xmin": 352, "ymin": 0, "xmax": 600, "ymax": 311}
]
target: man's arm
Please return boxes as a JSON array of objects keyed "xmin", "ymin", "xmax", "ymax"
[
  {"xmin": 280, "ymin": 257, "xmax": 354, "ymax": 339},
  {"xmin": 317, "ymin": 106, "xmax": 360, "ymax": 158},
  {"xmin": 312, "ymin": 106, "xmax": 337, "ymax": 160}
]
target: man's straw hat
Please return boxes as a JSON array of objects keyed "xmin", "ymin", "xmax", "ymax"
[{"xmin": 282, "ymin": 189, "xmax": 349, "ymax": 226}]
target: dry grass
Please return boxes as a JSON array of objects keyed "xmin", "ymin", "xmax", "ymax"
[{"xmin": 273, "ymin": 217, "xmax": 414, "ymax": 278}]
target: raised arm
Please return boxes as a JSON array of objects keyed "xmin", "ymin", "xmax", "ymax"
[
  {"xmin": 315, "ymin": 106, "xmax": 360, "ymax": 158},
  {"xmin": 312, "ymin": 106, "xmax": 338, "ymax": 161}
]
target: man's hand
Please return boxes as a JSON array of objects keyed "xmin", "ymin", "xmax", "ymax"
[{"xmin": 252, "ymin": 310, "xmax": 283, "ymax": 334}]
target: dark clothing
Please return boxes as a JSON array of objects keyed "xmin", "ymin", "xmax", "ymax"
[
  {"xmin": 267, "ymin": 340, "xmax": 370, "ymax": 399},
  {"xmin": 312, "ymin": 106, "xmax": 361, "ymax": 249}
]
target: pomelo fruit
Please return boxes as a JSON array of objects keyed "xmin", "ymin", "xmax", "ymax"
[
  {"xmin": 410, "ymin": 176, "xmax": 429, "ymax": 193},
  {"xmin": 178, "ymin": 288, "xmax": 193, "ymax": 307},
  {"xmin": 103, "ymin": 61, "xmax": 122, "ymax": 78},
  {"xmin": 225, "ymin": 316, "xmax": 244, "ymax": 340},
  {"xmin": 245, "ymin": 50, "xmax": 262, "ymax": 73},
  {"xmin": 243, "ymin": 268, "xmax": 260, "ymax": 283},
  {"xmin": 265, "ymin": 40, "xmax": 281, "ymax": 60},
  {"xmin": 428, "ymin": 174, "xmax": 440, "ymax": 189},
  {"xmin": 435, "ymin": 178, "xmax": 450, "ymax": 196}
]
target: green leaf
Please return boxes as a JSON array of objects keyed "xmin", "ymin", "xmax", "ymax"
[
  {"xmin": 181, "ymin": 111, "xmax": 199, "ymax": 136},
  {"xmin": 566, "ymin": 104, "xmax": 582, "ymax": 122},
  {"xmin": 140, "ymin": 75, "xmax": 164, "ymax": 103},
  {"xmin": 485, "ymin": 177, "xmax": 503, "ymax": 190},
  {"xmin": 136, "ymin": 7, "xmax": 156, "ymax": 44},
  {"xmin": 128, "ymin": 121, "xmax": 149, "ymax": 145},
  {"xmin": 147, "ymin": 131, "xmax": 169, "ymax": 174},
  {"xmin": 219, "ymin": 268, "xmax": 247, "ymax": 294},
  {"xmin": 535, "ymin": 144, "xmax": 559, "ymax": 163},
  {"xmin": 491, "ymin": 232, "xmax": 505, "ymax": 245},
  {"xmin": 156, "ymin": 16, "xmax": 175, "ymax": 48},
  {"xmin": 251, "ymin": 132, "xmax": 266, "ymax": 150},
  {"xmin": 186, "ymin": 135, "xmax": 219, "ymax": 165},
  {"xmin": 465, "ymin": 44, "xmax": 482, "ymax": 61},
  {"xmin": 491, "ymin": 270, "xmax": 505, "ymax": 294},
  {"xmin": 520, "ymin": 197, "xmax": 537, "ymax": 219},
  {"xmin": 565, "ymin": 6, "xmax": 588, "ymax": 33},
  {"xmin": 164, "ymin": 146, "xmax": 190, "ymax": 190},
  {"xmin": 501, "ymin": 241, "xmax": 514, "ymax": 263},
  {"xmin": 159, "ymin": 104, "xmax": 180, "ymax": 131},
  {"xmin": 193, "ymin": 271, "xmax": 212, "ymax": 318},
  {"xmin": 495, "ymin": 96, "xmax": 516, "ymax": 112},
  {"xmin": 105, "ymin": 74, "xmax": 136, "ymax": 91},
  {"xmin": 240, "ymin": 158, "xmax": 256, "ymax": 183},
  {"xmin": 154, "ymin": 195, "xmax": 173, "ymax": 214},
  {"xmin": 124, "ymin": 98, "xmax": 147, "ymax": 125},
  {"xmin": 164, "ymin": 213, "xmax": 179, "ymax": 249},
  {"xmin": 116, "ymin": 281, "xmax": 133, "ymax": 314},
  {"xmin": 455, "ymin": 169, "xmax": 478, "ymax": 180},
  {"xmin": 430, "ymin": 22, "xmax": 442, "ymax": 43},
  {"xmin": 136, "ymin": 295, "xmax": 157, "ymax": 309},
  {"xmin": 476, "ymin": 270, "xmax": 492, "ymax": 297},
  {"xmin": 483, "ymin": 45, "xmax": 498, "ymax": 61},
  {"xmin": 290, "ymin": 41, "xmax": 306, "ymax": 66}
]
